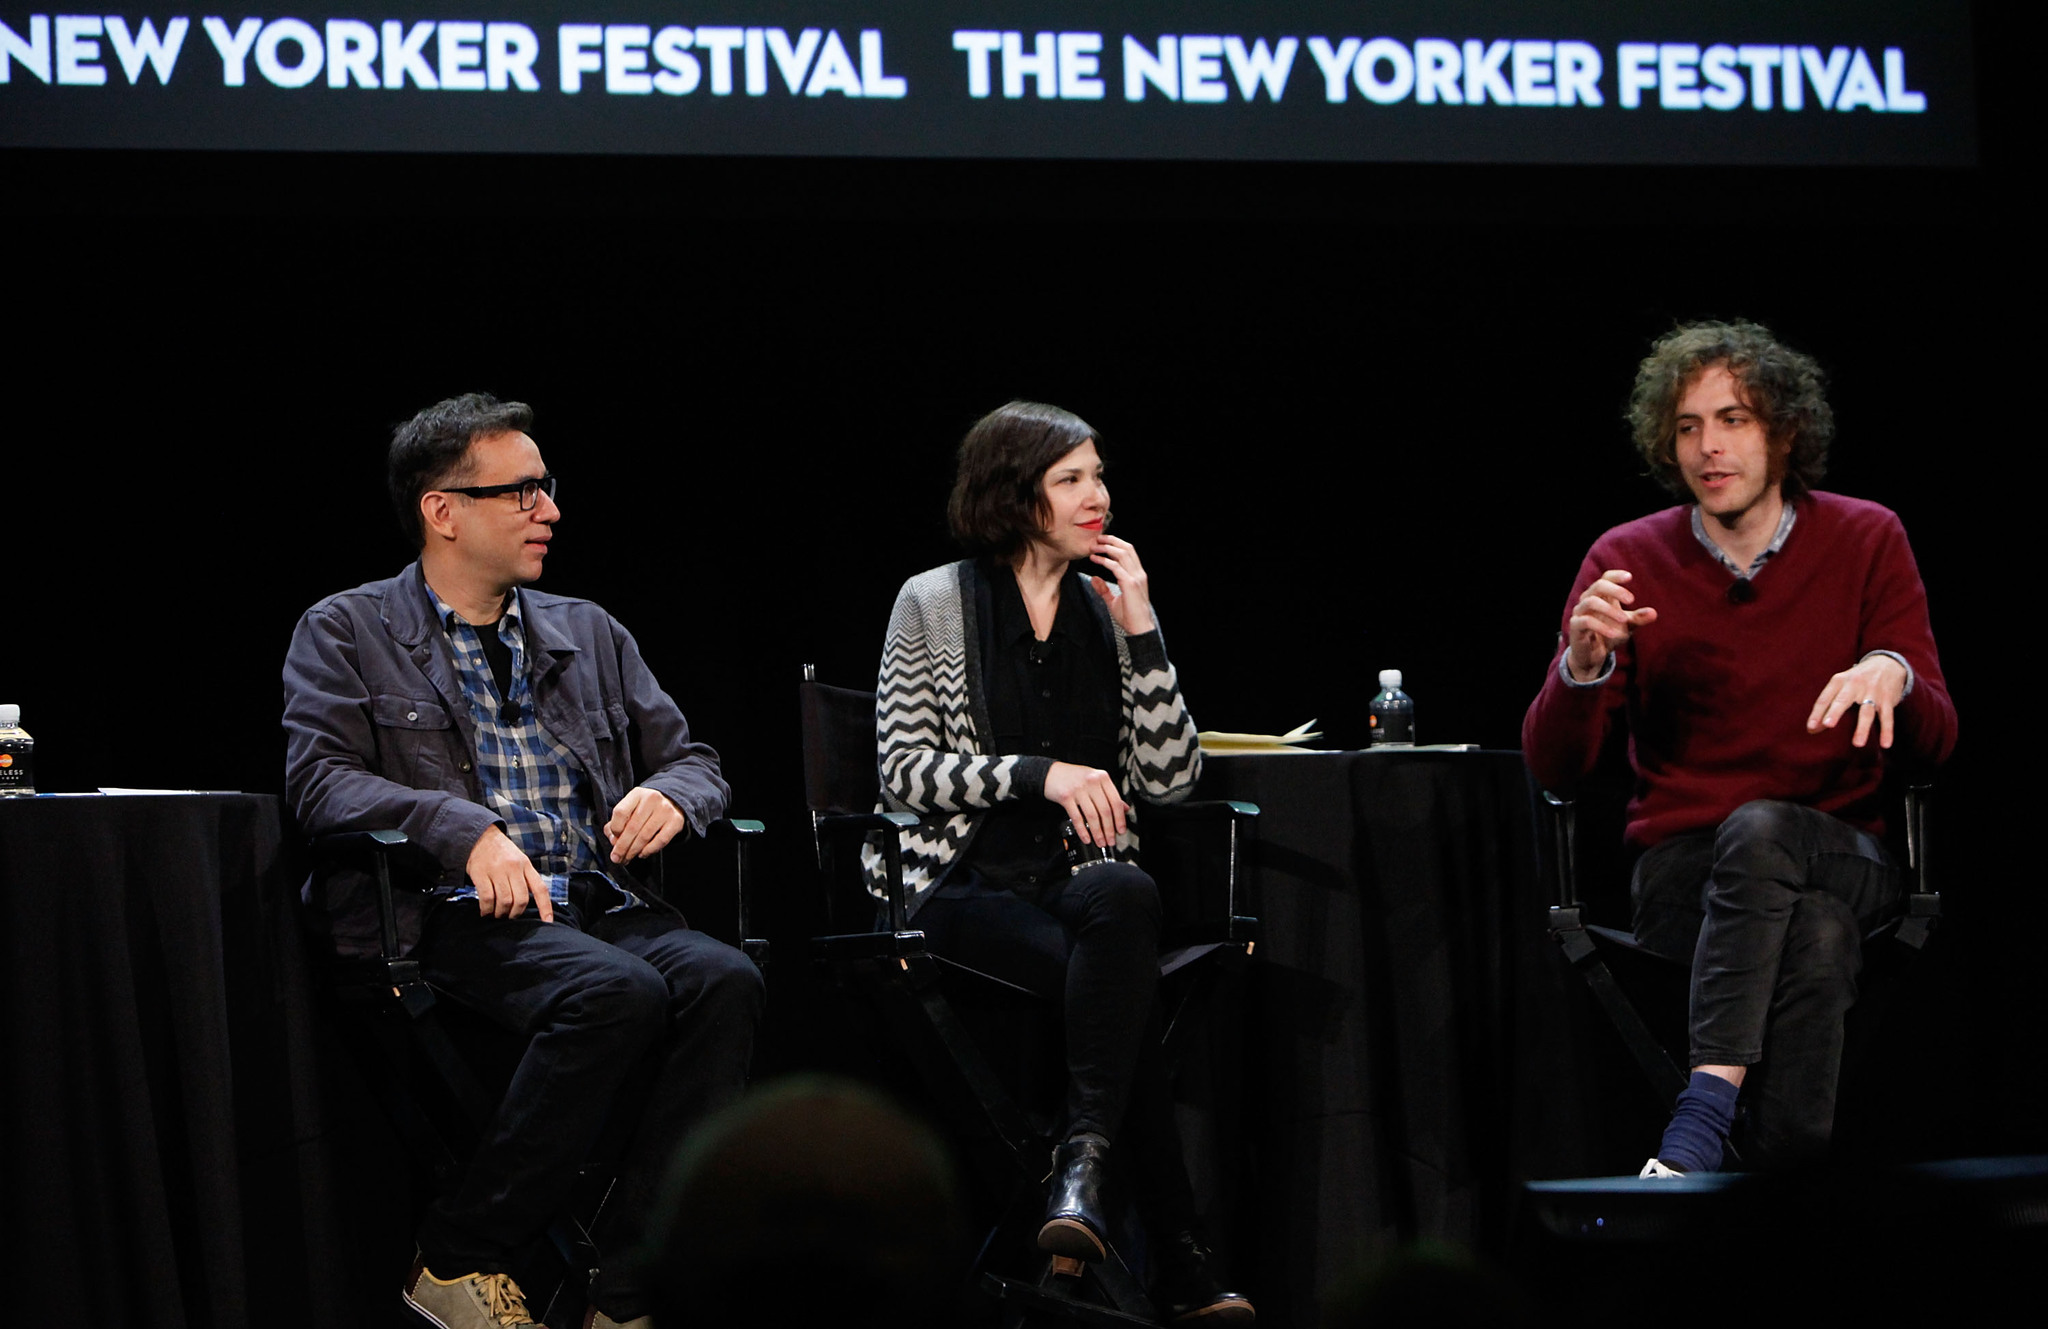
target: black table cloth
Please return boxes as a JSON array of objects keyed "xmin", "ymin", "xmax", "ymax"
[
  {"xmin": 0, "ymin": 768, "xmax": 1632, "ymax": 1329},
  {"xmin": 1193, "ymin": 750, "xmax": 1618, "ymax": 1327},
  {"xmin": 0, "ymin": 793, "xmax": 342, "ymax": 1327}
]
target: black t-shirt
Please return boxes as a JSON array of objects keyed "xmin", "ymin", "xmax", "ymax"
[
  {"xmin": 475, "ymin": 615, "xmax": 516, "ymax": 703},
  {"xmin": 966, "ymin": 559, "xmax": 1123, "ymax": 891}
]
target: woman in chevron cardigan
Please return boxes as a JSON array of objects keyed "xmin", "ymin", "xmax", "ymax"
[{"xmin": 868, "ymin": 402, "xmax": 1251, "ymax": 1324}]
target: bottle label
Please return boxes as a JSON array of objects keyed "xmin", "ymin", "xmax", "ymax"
[
  {"xmin": 1368, "ymin": 707, "xmax": 1415, "ymax": 746},
  {"xmin": 0, "ymin": 738, "xmax": 33, "ymax": 793}
]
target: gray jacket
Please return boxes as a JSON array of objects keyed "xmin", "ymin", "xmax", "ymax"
[{"xmin": 283, "ymin": 562, "xmax": 727, "ymax": 958}]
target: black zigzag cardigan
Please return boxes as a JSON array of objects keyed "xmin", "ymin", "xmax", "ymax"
[{"xmin": 863, "ymin": 559, "xmax": 1202, "ymax": 915}]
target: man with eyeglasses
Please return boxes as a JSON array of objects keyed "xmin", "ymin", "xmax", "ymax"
[{"xmin": 283, "ymin": 393, "xmax": 762, "ymax": 1329}]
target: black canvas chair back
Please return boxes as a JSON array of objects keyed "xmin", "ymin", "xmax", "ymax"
[
  {"xmin": 798, "ymin": 665, "xmax": 924, "ymax": 935},
  {"xmin": 800, "ymin": 672, "xmax": 882, "ymax": 816},
  {"xmin": 799, "ymin": 667, "xmax": 906, "ymax": 936}
]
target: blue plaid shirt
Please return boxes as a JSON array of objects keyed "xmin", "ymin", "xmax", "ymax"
[{"xmin": 429, "ymin": 584, "xmax": 639, "ymax": 911}]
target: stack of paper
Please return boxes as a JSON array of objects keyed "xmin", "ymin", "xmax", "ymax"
[{"xmin": 1197, "ymin": 720, "xmax": 1323, "ymax": 753}]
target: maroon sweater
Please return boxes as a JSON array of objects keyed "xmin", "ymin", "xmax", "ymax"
[{"xmin": 1523, "ymin": 492, "xmax": 1957, "ymax": 847}]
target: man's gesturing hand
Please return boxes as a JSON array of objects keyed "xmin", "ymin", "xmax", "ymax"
[
  {"xmin": 1044, "ymin": 762, "xmax": 1130, "ymax": 848},
  {"xmin": 466, "ymin": 825, "xmax": 554, "ymax": 921},
  {"xmin": 1807, "ymin": 654, "xmax": 1909, "ymax": 749},
  {"xmin": 606, "ymin": 786, "xmax": 689, "ymax": 863},
  {"xmin": 1567, "ymin": 569, "xmax": 1658, "ymax": 682}
]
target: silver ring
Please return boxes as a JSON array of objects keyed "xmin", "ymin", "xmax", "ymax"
[{"xmin": 1859, "ymin": 698, "xmax": 1876, "ymax": 707}]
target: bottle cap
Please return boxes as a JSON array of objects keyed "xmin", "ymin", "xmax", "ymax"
[
  {"xmin": 1378, "ymin": 670, "xmax": 1402, "ymax": 689},
  {"xmin": 0, "ymin": 704, "xmax": 17, "ymax": 726}
]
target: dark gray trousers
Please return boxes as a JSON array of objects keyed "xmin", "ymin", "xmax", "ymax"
[
  {"xmin": 914, "ymin": 861, "xmax": 1199, "ymax": 1231},
  {"xmin": 1632, "ymin": 799, "xmax": 1899, "ymax": 1163},
  {"xmin": 414, "ymin": 877, "xmax": 764, "ymax": 1316}
]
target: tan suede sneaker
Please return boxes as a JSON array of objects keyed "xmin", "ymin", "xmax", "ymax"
[
  {"xmin": 403, "ymin": 1257, "xmax": 539, "ymax": 1329},
  {"xmin": 580, "ymin": 1307, "xmax": 653, "ymax": 1329}
]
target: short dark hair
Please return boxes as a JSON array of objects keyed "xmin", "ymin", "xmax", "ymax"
[
  {"xmin": 1627, "ymin": 320, "xmax": 1833, "ymax": 499},
  {"xmin": 387, "ymin": 393, "xmax": 534, "ymax": 547},
  {"xmin": 946, "ymin": 401, "xmax": 1100, "ymax": 560}
]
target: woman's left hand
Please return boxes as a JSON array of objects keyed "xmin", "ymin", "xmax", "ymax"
[{"xmin": 1089, "ymin": 535, "xmax": 1156, "ymax": 635}]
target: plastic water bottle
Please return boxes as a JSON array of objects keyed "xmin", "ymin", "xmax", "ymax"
[
  {"xmin": 1368, "ymin": 670, "xmax": 1415, "ymax": 748},
  {"xmin": 0, "ymin": 704, "xmax": 34, "ymax": 796}
]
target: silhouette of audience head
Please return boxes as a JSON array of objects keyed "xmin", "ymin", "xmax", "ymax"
[
  {"xmin": 639, "ymin": 1075, "xmax": 966, "ymax": 1328},
  {"xmin": 1323, "ymin": 1241, "xmax": 1535, "ymax": 1329}
]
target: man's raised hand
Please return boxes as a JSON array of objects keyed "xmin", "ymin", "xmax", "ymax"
[{"xmin": 1567, "ymin": 569, "xmax": 1658, "ymax": 682}]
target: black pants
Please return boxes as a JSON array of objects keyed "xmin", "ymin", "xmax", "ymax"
[
  {"xmin": 413, "ymin": 878, "xmax": 764, "ymax": 1315},
  {"xmin": 1632, "ymin": 800, "xmax": 1899, "ymax": 1162},
  {"xmin": 914, "ymin": 861, "xmax": 1197, "ymax": 1230}
]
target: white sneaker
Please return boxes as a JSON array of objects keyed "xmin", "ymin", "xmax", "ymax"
[{"xmin": 1638, "ymin": 1158, "xmax": 1686, "ymax": 1178}]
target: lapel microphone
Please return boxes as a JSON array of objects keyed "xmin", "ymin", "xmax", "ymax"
[
  {"xmin": 1726, "ymin": 578, "xmax": 1757, "ymax": 605},
  {"xmin": 501, "ymin": 701, "xmax": 522, "ymax": 724}
]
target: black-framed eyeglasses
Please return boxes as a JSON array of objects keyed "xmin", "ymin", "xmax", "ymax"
[{"xmin": 439, "ymin": 474, "xmax": 557, "ymax": 511}]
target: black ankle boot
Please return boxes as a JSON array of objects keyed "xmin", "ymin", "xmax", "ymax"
[
  {"xmin": 1152, "ymin": 1230, "xmax": 1255, "ymax": 1324},
  {"xmin": 1038, "ymin": 1139, "xmax": 1111, "ymax": 1260}
]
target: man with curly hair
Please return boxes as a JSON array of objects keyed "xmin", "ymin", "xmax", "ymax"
[{"xmin": 1523, "ymin": 321, "xmax": 1956, "ymax": 1175}]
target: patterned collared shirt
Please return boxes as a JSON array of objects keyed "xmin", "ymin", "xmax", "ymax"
[
  {"xmin": 1690, "ymin": 498, "xmax": 1797, "ymax": 580},
  {"xmin": 428, "ymin": 582, "xmax": 635, "ymax": 909}
]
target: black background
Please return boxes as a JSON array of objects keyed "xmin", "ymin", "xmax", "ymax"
[{"xmin": 1, "ymin": 0, "xmax": 2033, "ymax": 1177}]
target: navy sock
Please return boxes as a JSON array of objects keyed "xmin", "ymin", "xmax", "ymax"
[{"xmin": 1656, "ymin": 1071, "xmax": 1741, "ymax": 1172}]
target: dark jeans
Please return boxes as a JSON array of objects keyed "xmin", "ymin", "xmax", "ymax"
[
  {"xmin": 914, "ymin": 861, "xmax": 1197, "ymax": 1231},
  {"xmin": 1632, "ymin": 800, "xmax": 1899, "ymax": 1163},
  {"xmin": 413, "ymin": 876, "xmax": 764, "ymax": 1315}
]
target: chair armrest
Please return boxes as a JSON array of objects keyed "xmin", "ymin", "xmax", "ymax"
[
  {"xmin": 705, "ymin": 818, "xmax": 769, "ymax": 968},
  {"xmin": 815, "ymin": 811, "xmax": 921, "ymax": 838},
  {"xmin": 812, "ymin": 811, "xmax": 919, "ymax": 934},
  {"xmin": 309, "ymin": 828, "xmax": 447, "ymax": 961},
  {"xmin": 310, "ymin": 827, "xmax": 447, "ymax": 882},
  {"xmin": 1142, "ymin": 801, "xmax": 1260, "ymax": 946},
  {"xmin": 1538, "ymin": 789, "xmax": 1581, "ymax": 911},
  {"xmin": 310, "ymin": 828, "xmax": 410, "ymax": 854},
  {"xmin": 1896, "ymin": 783, "xmax": 1939, "ymax": 948},
  {"xmin": 644, "ymin": 818, "xmax": 769, "ymax": 966},
  {"xmin": 1146, "ymin": 798, "xmax": 1260, "ymax": 821},
  {"xmin": 1904, "ymin": 783, "xmax": 1933, "ymax": 894}
]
